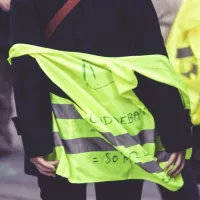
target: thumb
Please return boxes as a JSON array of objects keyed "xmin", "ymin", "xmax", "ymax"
[
  {"xmin": 48, "ymin": 160, "xmax": 59, "ymax": 166},
  {"xmin": 164, "ymin": 153, "xmax": 178, "ymax": 170},
  {"xmin": 31, "ymin": 156, "xmax": 44, "ymax": 164}
]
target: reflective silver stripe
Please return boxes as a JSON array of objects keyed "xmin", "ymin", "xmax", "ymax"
[
  {"xmin": 52, "ymin": 104, "xmax": 82, "ymax": 119},
  {"xmin": 53, "ymin": 132, "xmax": 63, "ymax": 147},
  {"xmin": 138, "ymin": 161, "xmax": 162, "ymax": 173},
  {"xmin": 53, "ymin": 132, "xmax": 166, "ymax": 173},
  {"xmin": 53, "ymin": 130, "xmax": 157, "ymax": 153},
  {"xmin": 177, "ymin": 47, "xmax": 193, "ymax": 58},
  {"xmin": 53, "ymin": 132, "xmax": 115, "ymax": 153},
  {"xmin": 102, "ymin": 130, "xmax": 156, "ymax": 147},
  {"xmin": 182, "ymin": 64, "xmax": 198, "ymax": 78}
]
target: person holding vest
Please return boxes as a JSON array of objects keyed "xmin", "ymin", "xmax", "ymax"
[{"xmin": 10, "ymin": 0, "xmax": 195, "ymax": 199}]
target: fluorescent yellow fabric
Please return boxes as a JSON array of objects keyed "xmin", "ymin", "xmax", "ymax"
[
  {"xmin": 9, "ymin": 44, "xmax": 191, "ymax": 191},
  {"xmin": 166, "ymin": 0, "xmax": 200, "ymax": 125}
]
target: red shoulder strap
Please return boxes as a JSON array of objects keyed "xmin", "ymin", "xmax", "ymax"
[{"xmin": 45, "ymin": 0, "xmax": 80, "ymax": 40}]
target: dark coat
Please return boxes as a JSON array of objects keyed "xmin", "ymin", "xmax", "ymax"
[
  {"xmin": 10, "ymin": 0, "xmax": 192, "ymax": 176},
  {"xmin": 0, "ymin": 10, "xmax": 10, "ymax": 55}
]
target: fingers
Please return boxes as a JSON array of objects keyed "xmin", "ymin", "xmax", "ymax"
[
  {"xmin": 36, "ymin": 163, "xmax": 55, "ymax": 173},
  {"xmin": 168, "ymin": 153, "xmax": 185, "ymax": 178},
  {"xmin": 164, "ymin": 153, "xmax": 178, "ymax": 171},
  {"xmin": 36, "ymin": 160, "xmax": 59, "ymax": 174},
  {"xmin": 170, "ymin": 160, "xmax": 185, "ymax": 178},
  {"xmin": 164, "ymin": 152, "xmax": 185, "ymax": 178},
  {"xmin": 0, "ymin": 0, "xmax": 10, "ymax": 11},
  {"xmin": 32, "ymin": 157, "xmax": 56, "ymax": 170},
  {"xmin": 37, "ymin": 169, "xmax": 56, "ymax": 177},
  {"xmin": 31, "ymin": 157, "xmax": 59, "ymax": 177},
  {"xmin": 38, "ymin": 159, "xmax": 56, "ymax": 171},
  {"xmin": 49, "ymin": 160, "xmax": 59, "ymax": 166}
]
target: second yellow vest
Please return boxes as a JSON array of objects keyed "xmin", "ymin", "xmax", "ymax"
[{"xmin": 166, "ymin": 0, "xmax": 200, "ymax": 125}]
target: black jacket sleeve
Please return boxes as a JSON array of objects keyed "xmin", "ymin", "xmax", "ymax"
[
  {"xmin": 127, "ymin": 0, "xmax": 192, "ymax": 152},
  {"xmin": 11, "ymin": 0, "xmax": 53, "ymax": 157},
  {"xmin": 0, "ymin": 10, "xmax": 10, "ymax": 54}
]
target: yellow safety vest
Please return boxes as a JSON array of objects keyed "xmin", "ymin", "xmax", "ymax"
[
  {"xmin": 9, "ymin": 44, "xmax": 192, "ymax": 191},
  {"xmin": 166, "ymin": 0, "xmax": 200, "ymax": 125}
]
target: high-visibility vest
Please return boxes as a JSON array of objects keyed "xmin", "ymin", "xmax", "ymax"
[
  {"xmin": 166, "ymin": 0, "xmax": 200, "ymax": 125},
  {"xmin": 9, "ymin": 44, "xmax": 192, "ymax": 191}
]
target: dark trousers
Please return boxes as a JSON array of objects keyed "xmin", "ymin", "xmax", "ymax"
[
  {"xmin": 37, "ymin": 175, "xmax": 143, "ymax": 200},
  {"xmin": 37, "ymin": 162, "xmax": 199, "ymax": 200},
  {"xmin": 0, "ymin": 55, "xmax": 12, "ymax": 153}
]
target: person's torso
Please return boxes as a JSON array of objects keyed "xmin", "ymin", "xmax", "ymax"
[
  {"xmin": 36, "ymin": 0, "xmax": 136, "ymax": 57},
  {"xmin": 35, "ymin": 0, "xmax": 140, "ymax": 97}
]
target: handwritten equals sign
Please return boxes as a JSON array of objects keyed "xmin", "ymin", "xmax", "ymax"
[{"xmin": 92, "ymin": 157, "xmax": 99, "ymax": 163}]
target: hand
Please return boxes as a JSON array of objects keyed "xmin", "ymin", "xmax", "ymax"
[
  {"xmin": 164, "ymin": 151, "xmax": 185, "ymax": 178},
  {"xmin": 31, "ymin": 156, "xmax": 59, "ymax": 177},
  {"xmin": 0, "ymin": 0, "xmax": 10, "ymax": 12}
]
